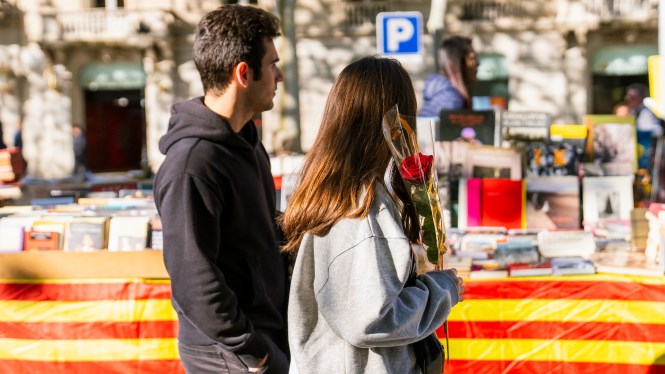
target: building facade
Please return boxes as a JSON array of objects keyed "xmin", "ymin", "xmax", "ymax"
[{"xmin": 0, "ymin": 0, "xmax": 659, "ymax": 178}]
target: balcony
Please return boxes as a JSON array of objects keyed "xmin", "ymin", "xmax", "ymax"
[
  {"xmin": 41, "ymin": 9, "xmax": 174, "ymax": 45},
  {"xmin": 581, "ymin": 0, "xmax": 657, "ymax": 22},
  {"xmin": 445, "ymin": 0, "xmax": 657, "ymax": 31},
  {"xmin": 296, "ymin": 0, "xmax": 430, "ymax": 37}
]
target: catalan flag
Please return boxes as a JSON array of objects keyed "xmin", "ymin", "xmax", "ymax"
[
  {"xmin": 440, "ymin": 274, "xmax": 665, "ymax": 374},
  {"xmin": 0, "ymin": 278, "xmax": 184, "ymax": 373}
]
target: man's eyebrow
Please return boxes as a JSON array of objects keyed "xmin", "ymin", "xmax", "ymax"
[{"xmin": 271, "ymin": 57, "xmax": 280, "ymax": 64}]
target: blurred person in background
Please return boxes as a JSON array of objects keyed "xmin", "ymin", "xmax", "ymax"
[
  {"xmin": 419, "ymin": 35, "xmax": 478, "ymax": 116},
  {"xmin": 625, "ymin": 83, "xmax": 663, "ymax": 171},
  {"xmin": 72, "ymin": 124, "xmax": 87, "ymax": 177}
]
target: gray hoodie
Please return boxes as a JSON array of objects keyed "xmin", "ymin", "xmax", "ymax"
[{"xmin": 287, "ymin": 184, "xmax": 460, "ymax": 374}]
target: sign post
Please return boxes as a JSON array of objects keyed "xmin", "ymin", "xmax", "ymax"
[{"xmin": 376, "ymin": 11, "xmax": 423, "ymax": 62}]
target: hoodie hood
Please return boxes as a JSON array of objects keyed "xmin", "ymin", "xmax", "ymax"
[{"xmin": 158, "ymin": 97, "xmax": 259, "ymax": 155}]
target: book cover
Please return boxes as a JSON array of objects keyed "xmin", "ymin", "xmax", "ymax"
[
  {"xmin": 466, "ymin": 178, "xmax": 482, "ymax": 227},
  {"xmin": 525, "ymin": 176, "xmax": 580, "ymax": 229},
  {"xmin": 481, "ymin": 178, "xmax": 525, "ymax": 229},
  {"xmin": 457, "ymin": 178, "xmax": 468, "ymax": 229},
  {"xmin": 549, "ymin": 124, "xmax": 587, "ymax": 148},
  {"xmin": 0, "ymin": 222, "xmax": 25, "ymax": 252},
  {"xmin": 582, "ymin": 176, "xmax": 634, "ymax": 228},
  {"xmin": 508, "ymin": 260, "xmax": 553, "ymax": 277},
  {"xmin": 551, "ymin": 257, "xmax": 596, "ymax": 276},
  {"xmin": 584, "ymin": 114, "xmax": 637, "ymax": 175},
  {"xmin": 439, "ymin": 110, "xmax": 497, "ymax": 145},
  {"xmin": 24, "ymin": 230, "xmax": 61, "ymax": 251},
  {"xmin": 462, "ymin": 145, "xmax": 522, "ymax": 179},
  {"xmin": 499, "ymin": 111, "xmax": 551, "ymax": 147},
  {"xmin": 29, "ymin": 219, "xmax": 67, "ymax": 250},
  {"xmin": 64, "ymin": 217, "xmax": 109, "ymax": 252},
  {"xmin": 107, "ymin": 216, "xmax": 151, "ymax": 251}
]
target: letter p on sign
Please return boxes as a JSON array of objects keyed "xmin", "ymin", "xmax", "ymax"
[{"xmin": 377, "ymin": 12, "xmax": 422, "ymax": 56}]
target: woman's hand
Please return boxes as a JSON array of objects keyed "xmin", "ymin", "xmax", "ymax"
[{"xmin": 442, "ymin": 267, "xmax": 464, "ymax": 302}]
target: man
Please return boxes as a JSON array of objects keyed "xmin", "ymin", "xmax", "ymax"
[
  {"xmin": 72, "ymin": 124, "xmax": 87, "ymax": 176},
  {"xmin": 625, "ymin": 83, "xmax": 663, "ymax": 170},
  {"xmin": 153, "ymin": 5, "xmax": 288, "ymax": 373}
]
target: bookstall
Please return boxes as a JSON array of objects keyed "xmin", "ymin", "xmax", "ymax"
[
  {"xmin": 3, "ymin": 251, "xmax": 665, "ymax": 373},
  {"xmin": 440, "ymin": 274, "xmax": 665, "ymax": 374},
  {"xmin": 0, "ymin": 251, "xmax": 184, "ymax": 373}
]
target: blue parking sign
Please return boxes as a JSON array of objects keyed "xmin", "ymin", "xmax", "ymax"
[{"xmin": 376, "ymin": 12, "xmax": 422, "ymax": 56}]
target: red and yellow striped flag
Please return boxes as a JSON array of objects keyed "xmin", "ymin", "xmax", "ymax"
[
  {"xmin": 0, "ymin": 278, "xmax": 184, "ymax": 373},
  {"xmin": 439, "ymin": 274, "xmax": 665, "ymax": 374}
]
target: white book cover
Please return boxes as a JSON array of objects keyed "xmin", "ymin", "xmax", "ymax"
[
  {"xmin": 582, "ymin": 176, "xmax": 634, "ymax": 227},
  {"xmin": 0, "ymin": 217, "xmax": 30, "ymax": 252},
  {"xmin": 107, "ymin": 216, "xmax": 151, "ymax": 251}
]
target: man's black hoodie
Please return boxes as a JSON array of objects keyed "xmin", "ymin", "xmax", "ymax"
[{"xmin": 154, "ymin": 97, "xmax": 289, "ymax": 370}]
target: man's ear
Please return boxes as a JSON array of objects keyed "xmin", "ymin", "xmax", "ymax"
[{"xmin": 234, "ymin": 62, "xmax": 250, "ymax": 87}]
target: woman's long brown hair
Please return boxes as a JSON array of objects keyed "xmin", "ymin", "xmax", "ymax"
[
  {"xmin": 281, "ymin": 56, "xmax": 419, "ymax": 255},
  {"xmin": 438, "ymin": 36, "xmax": 474, "ymax": 108}
]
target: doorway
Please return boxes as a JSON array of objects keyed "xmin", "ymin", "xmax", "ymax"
[{"xmin": 84, "ymin": 89, "xmax": 145, "ymax": 172}]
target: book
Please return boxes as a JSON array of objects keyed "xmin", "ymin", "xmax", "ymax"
[
  {"xmin": 481, "ymin": 178, "xmax": 525, "ymax": 229},
  {"xmin": 64, "ymin": 216, "xmax": 109, "ymax": 252},
  {"xmin": 508, "ymin": 260, "xmax": 553, "ymax": 277},
  {"xmin": 582, "ymin": 176, "xmax": 634, "ymax": 228},
  {"xmin": 107, "ymin": 216, "xmax": 151, "ymax": 251},
  {"xmin": 584, "ymin": 114, "xmax": 637, "ymax": 175},
  {"xmin": 28, "ymin": 219, "xmax": 68, "ymax": 250},
  {"xmin": 0, "ymin": 218, "xmax": 26, "ymax": 252},
  {"xmin": 499, "ymin": 111, "xmax": 551, "ymax": 147},
  {"xmin": 147, "ymin": 215, "xmax": 163, "ymax": 250},
  {"xmin": 537, "ymin": 230, "xmax": 596, "ymax": 258},
  {"xmin": 470, "ymin": 259, "xmax": 509, "ymax": 278},
  {"xmin": 443, "ymin": 255, "xmax": 472, "ymax": 278},
  {"xmin": 549, "ymin": 124, "xmax": 587, "ymax": 149},
  {"xmin": 462, "ymin": 145, "xmax": 522, "ymax": 179},
  {"xmin": 457, "ymin": 178, "xmax": 525, "ymax": 230},
  {"xmin": 439, "ymin": 110, "xmax": 497, "ymax": 145},
  {"xmin": 494, "ymin": 240, "xmax": 539, "ymax": 265},
  {"xmin": 551, "ymin": 257, "xmax": 596, "ymax": 276},
  {"xmin": 630, "ymin": 208, "xmax": 649, "ymax": 250},
  {"xmin": 24, "ymin": 230, "xmax": 61, "ymax": 251},
  {"xmin": 466, "ymin": 178, "xmax": 482, "ymax": 227},
  {"xmin": 525, "ymin": 176, "xmax": 580, "ymax": 229},
  {"xmin": 591, "ymin": 244, "xmax": 665, "ymax": 276}
]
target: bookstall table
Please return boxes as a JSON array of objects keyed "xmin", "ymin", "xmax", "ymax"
[
  {"xmin": 0, "ymin": 251, "xmax": 184, "ymax": 373},
  {"xmin": 440, "ymin": 274, "xmax": 665, "ymax": 374}
]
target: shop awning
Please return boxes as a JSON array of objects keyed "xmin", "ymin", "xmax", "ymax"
[
  {"xmin": 592, "ymin": 45, "xmax": 658, "ymax": 76},
  {"xmin": 79, "ymin": 62, "xmax": 145, "ymax": 90}
]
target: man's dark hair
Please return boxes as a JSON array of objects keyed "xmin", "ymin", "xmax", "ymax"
[{"xmin": 193, "ymin": 4, "xmax": 280, "ymax": 95}]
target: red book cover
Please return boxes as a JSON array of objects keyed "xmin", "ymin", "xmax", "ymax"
[
  {"xmin": 481, "ymin": 178, "xmax": 525, "ymax": 229},
  {"xmin": 24, "ymin": 230, "xmax": 61, "ymax": 251},
  {"xmin": 467, "ymin": 178, "xmax": 482, "ymax": 227}
]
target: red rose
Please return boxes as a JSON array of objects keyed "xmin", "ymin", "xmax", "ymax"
[{"xmin": 398, "ymin": 153, "xmax": 434, "ymax": 184}]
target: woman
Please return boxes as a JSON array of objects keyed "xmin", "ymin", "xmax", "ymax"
[
  {"xmin": 282, "ymin": 56, "xmax": 463, "ymax": 374},
  {"xmin": 419, "ymin": 36, "xmax": 478, "ymax": 116}
]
